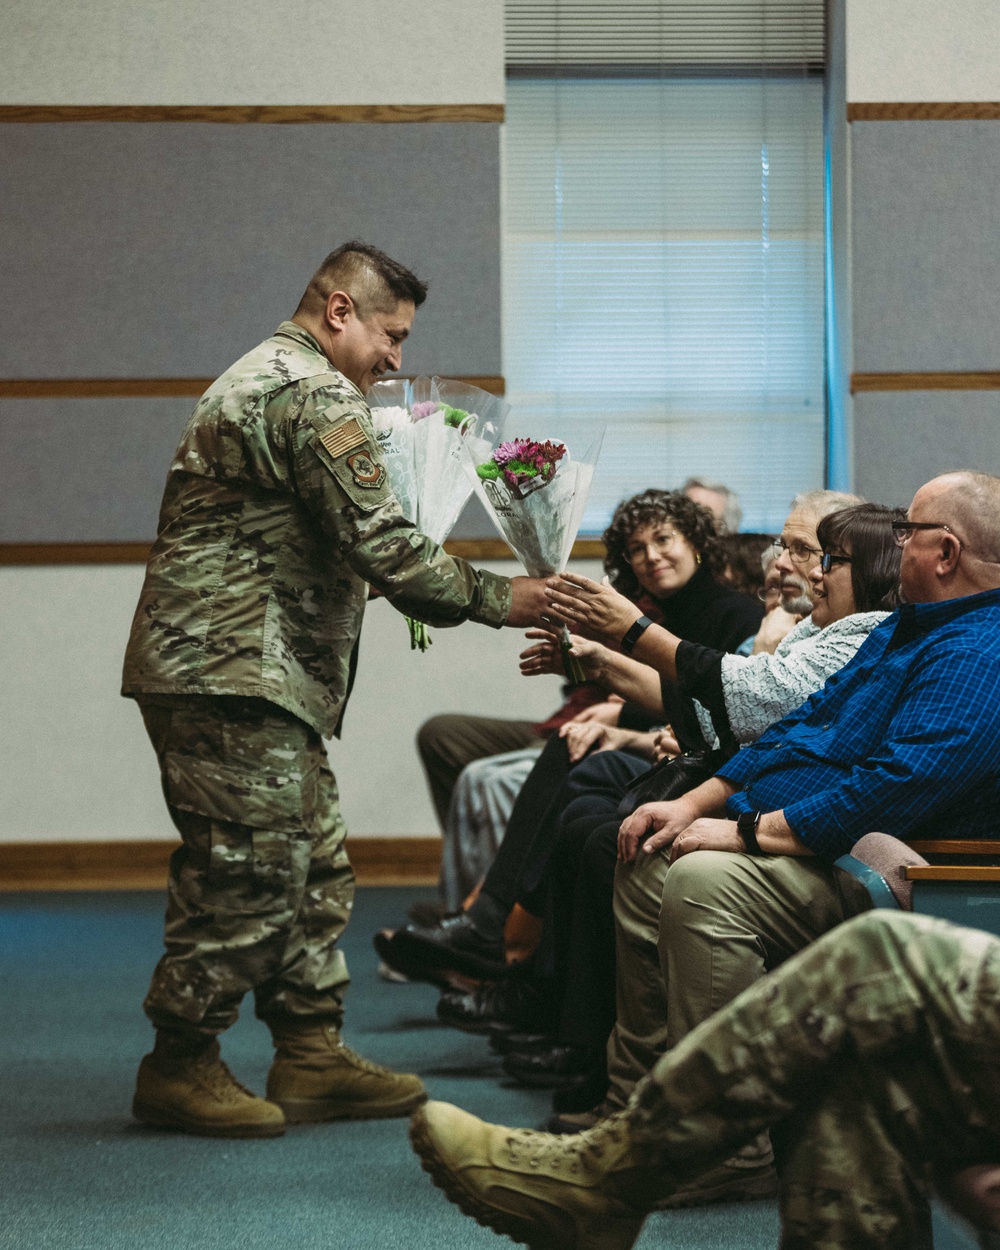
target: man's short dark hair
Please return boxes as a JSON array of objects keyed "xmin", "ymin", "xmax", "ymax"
[{"xmin": 298, "ymin": 241, "xmax": 428, "ymax": 320}]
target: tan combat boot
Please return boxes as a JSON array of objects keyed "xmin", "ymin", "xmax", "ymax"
[
  {"xmin": 266, "ymin": 1020, "xmax": 427, "ymax": 1122},
  {"xmin": 410, "ymin": 1100, "xmax": 669, "ymax": 1250},
  {"xmin": 133, "ymin": 1032, "xmax": 285, "ymax": 1139}
]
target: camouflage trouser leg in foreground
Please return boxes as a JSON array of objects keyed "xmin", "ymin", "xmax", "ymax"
[
  {"xmin": 137, "ymin": 695, "xmax": 354, "ymax": 1036},
  {"xmin": 628, "ymin": 910, "xmax": 1000, "ymax": 1250}
]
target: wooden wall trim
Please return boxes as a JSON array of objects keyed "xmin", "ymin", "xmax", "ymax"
[
  {"xmin": 0, "ymin": 104, "xmax": 504, "ymax": 125},
  {"xmin": 0, "ymin": 837, "xmax": 442, "ymax": 891},
  {"xmin": 848, "ymin": 102, "xmax": 1000, "ymax": 121},
  {"xmin": 0, "ymin": 375, "xmax": 506, "ymax": 399},
  {"xmin": 851, "ymin": 371, "xmax": 1000, "ymax": 393},
  {"xmin": 0, "ymin": 538, "xmax": 606, "ymax": 566}
]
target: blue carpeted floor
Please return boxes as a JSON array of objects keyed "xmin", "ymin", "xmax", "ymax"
[{"xmin": 0, "ymin": 888, "xmax": 978, "ymax": 1250}]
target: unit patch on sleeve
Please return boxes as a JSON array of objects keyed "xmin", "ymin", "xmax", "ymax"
[
  {"xmin": 345, "ymin": 450, "xmax": 386, "ymax": 490},
  {"xmin": 318, "ymin": 417, "xmax": 367, "ymax": 461}
]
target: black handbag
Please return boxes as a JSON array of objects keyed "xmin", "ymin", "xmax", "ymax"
[{"xmin": 616, "ymin": 747, "xmax": 734, "ymax": 818}]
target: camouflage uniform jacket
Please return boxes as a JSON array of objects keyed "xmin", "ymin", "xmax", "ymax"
[{"xmin": 122, "ymin": 321, "xmax": 511, "ymax": 737}]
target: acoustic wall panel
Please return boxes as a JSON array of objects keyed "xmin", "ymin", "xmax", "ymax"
[
  {"xmin": 854, "ymin": 391, "xmax": 1000, "ymax": 507},
  {"xmin": 0, "ymin": 398, "xmax": 193, "ymax": 542},
  {"xmin": 847, "ymin": 0, "xmax": 1000, "ymax": 104},
  {"xmin": 0, "ymin": 122, "xmax": 501, "ymax": 379},
  {"xmin": 0, "ymin": 0, "xmax": 505, "ymax": 107},
  {"xmin": 852, "ymin": 121, "xmax": 1000, "ymax": 372}
]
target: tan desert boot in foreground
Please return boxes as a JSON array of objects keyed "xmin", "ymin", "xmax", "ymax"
[
  {"xmin": 410, "ymin": 1100, "xmax": 660, "ymax": 1250},
  {"xmin": 266, "ymin": 1021, "xmax": 427, "ymax": 1122},
  {"xmin": 133, "ymin": 1039, "xmax": 285, "ymax": 1139}
]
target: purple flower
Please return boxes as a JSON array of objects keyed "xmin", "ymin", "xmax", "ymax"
[{"xmin": 411, "ymin": 401, "xmax": 440, "ymax": 421}]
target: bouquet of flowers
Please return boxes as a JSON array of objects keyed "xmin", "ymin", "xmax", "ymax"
[
  {"xmin": 462, "ymin": 416, "xmax": 605, "ymax": 684},
  {"xmin": 366, "ymin": 376, "xmax": 502, "ymax": 650}
]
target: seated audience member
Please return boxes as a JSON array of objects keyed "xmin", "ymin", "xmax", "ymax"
[
  {"xmin": 410, "ymin": 909, "xmax": 1000, "ymax": 1250},
  {"xmin": 536, "ymin": 501, "xmax": 897, "ymax": 755},
  {"xmin": 413, "ymin": 483, "xmax": 747, "ymax": 913},
  {"xmin": 718, "ymin": 531, "xmax": 775, "ymax": 597},
  {"xmin": 540, "ymin": 470, "xmax": 1000, "ymax": 1192},
  {"xmin": 681, "ymin": 475, "xmax": 742, "ymax": 534},
  {"xmin": 483, "ymin": 503, "xmax": 898, "ymax": 1119},
  {"xmin": 378, "ymin": 489, "xmax": 762, "ymax": 983},
  {"xmin": 424, "ymin": 488, "xmax": 853, "ymax": 1002}
]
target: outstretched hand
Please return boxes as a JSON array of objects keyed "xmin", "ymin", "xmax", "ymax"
[
  {"xmin": 519, "ymin": 629, "xmax": 606, "ymax": 681},
  {"xmin": 506, "ymin": 577, "xmax": 553, "ymax": 629},
  {"xmin": 544, "ymin": 573, "xmax": 642, "ymax": 648}
]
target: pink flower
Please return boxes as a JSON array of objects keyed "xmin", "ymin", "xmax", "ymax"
[{"xmin": 411, "ymin": 401, "xmax": 440, "ymax": 421}]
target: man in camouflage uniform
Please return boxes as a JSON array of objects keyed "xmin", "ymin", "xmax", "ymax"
[
  {"xmin": 122, "ymin": 241, "xmax": 549, "ymax": 1138},
  {"xmin": 411, "ymin": 909, "xmax": 1000, "ymax": 1250}
]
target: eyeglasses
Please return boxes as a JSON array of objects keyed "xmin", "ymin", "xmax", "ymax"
[
  {"xmin": 820, "ymin": 552, "xmax": 852, "ymax": 573},
  {"xmin": 768, "ymin": 536, "xmax": 822, "ymax": 568},
  {"xmin": 625, "ymin": 529, "xmax": 683, "ymax": 565},
  {"xmin": 890, "ymin": 520, "xmax": 962, "ymax": 550}
]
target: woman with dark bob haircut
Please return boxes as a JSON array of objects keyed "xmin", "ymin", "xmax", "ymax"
[{"xmin": 815, "ymin": 502, "xmax": 905, "ymax": 614}]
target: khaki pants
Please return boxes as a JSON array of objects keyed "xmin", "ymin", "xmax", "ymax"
[
  {"xmin": 608, "ymin": 848, "xmax": 872, "ymax": 1125},
  {"xmin": 137, "ymin": 694, "xmax": 355, "ymax": 1036}
]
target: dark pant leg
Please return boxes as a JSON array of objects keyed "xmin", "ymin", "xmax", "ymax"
[
  {"xmin": 556, "ymin": 817, "xmax": 620, "ymax": 1054},
  {"xmin": 480, "ymin": 734, "xmax": 576, "ymax": 910},
  {"xmin": 417, "ymin": 714, "xmax": 540, "ymax": 829},
  {"xmin": 510, "ymin": 747, "xmax": 649, "ymax": 916}
]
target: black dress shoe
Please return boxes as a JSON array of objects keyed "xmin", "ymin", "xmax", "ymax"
[
  {"xmin": 488, "ymin": 1029, "xmax": 554, "ymax": 1056},
  {"xmin": 382, "ymin": 912, "xmax": 506, "ymax": 983},
  {"xmin": 501, "ymin": 1044, "xmax": 597, "ymax": 1088},
  {"xmin": 436, "ymin": 975, "xmax": 555, "ymax": 1037}
]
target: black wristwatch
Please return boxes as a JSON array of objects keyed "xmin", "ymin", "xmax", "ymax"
[
  {"xmin": 737, "ymin": 810, "xmax": 765, "ymax": 856},
  {"xmin": 620, "ymin": 614, "xmax": 653, "ymax": 654}
]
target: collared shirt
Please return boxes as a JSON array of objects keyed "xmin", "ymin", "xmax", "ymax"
[
  {"xmin": 122, "ymin": 322, "xmax": 511, "ymax": 737},
  {"xmin": 719, "ymin": 587, "xmax": 1000, "ymax": 859}
]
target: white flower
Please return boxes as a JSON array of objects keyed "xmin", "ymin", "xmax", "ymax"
[{"xmin": 370, "ymin": 405, "xmax": 412, "ymax": 435}]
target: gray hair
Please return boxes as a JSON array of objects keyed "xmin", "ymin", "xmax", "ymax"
[
  {"xmin": 682, "ymin": 476, "xmax": 743, "ymax": 534},
  {"xmin": 790, "ymin": 489, "xmax": 864, "ymax": 523}
]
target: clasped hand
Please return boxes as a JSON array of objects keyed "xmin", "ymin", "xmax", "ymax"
[
  {"xmin": 618, "ymin": 800, "xmax": 744, "ymax": 863},
  {"xmin": 544, "ymin": 573, "xmax": 641, "ymax": 647}
]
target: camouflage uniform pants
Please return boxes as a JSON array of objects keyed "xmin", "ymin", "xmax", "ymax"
[
  {"xmin": 136, "ymin": 695, "xmax": 354, "ymax": 1035},
  {"xmin": 629, "ymin": 910, "xmax": 1000, "ymax": 1250}
]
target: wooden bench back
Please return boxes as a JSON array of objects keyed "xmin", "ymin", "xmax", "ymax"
[{"xmin": 905, "ymin": 840, "xmax": 1000, "ymax": 882}]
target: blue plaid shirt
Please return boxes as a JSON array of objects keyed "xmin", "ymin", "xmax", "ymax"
[{"xmin": 719, "ymin": 587, "xmax": 1000, "ymax": 860}]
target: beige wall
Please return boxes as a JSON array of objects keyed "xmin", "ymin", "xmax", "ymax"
[
  {"xmin": 846, "ymin": 0, "xmax": 1000, "ymax": 102},
  {"xmin": 1, "ymin": 0, "xmax": 504, "ymax": 105},
  {"xmin": 0, "ymin": 561, "xmax": 602, "ymax": 842}
]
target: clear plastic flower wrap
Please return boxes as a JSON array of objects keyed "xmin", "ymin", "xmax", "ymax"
[
  {"xmin": 366, "ymin": 377, "xmax": 503, "ymax": 650},
  {"xmin": 460, "ymin": 413, "xmax": 605, "ymax": 684}
]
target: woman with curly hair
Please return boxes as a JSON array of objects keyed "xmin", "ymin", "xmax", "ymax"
[{"xmin": 379, "ymin": 490, "xmax": 762, "ymax": 996}]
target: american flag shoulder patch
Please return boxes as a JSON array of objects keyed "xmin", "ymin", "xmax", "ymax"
[{"xmin": 318, "ymin": 418, "xmax": 367, "ymax": 460}]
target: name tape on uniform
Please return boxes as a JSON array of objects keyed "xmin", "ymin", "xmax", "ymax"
[{"xmin": 318, "ymin": 418, "xmax": 367, "ymax": 461}]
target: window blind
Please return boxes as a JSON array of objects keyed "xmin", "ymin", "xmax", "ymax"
[
  {"xmin": 501, "ymin": 4, "xmax": 826, "ymax": 534},
  {"xmin": 506, "ymin": 1, "xmax": 824, "ymax": 71}
]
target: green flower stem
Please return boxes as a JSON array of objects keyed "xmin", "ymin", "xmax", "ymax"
[
  {"xmin": 559, "ymin": 626, "xmax": 587, "ymax": 686},
  {"xmin": 407, "ymin": 616, "xmax": 432, "ymax": 652}
]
